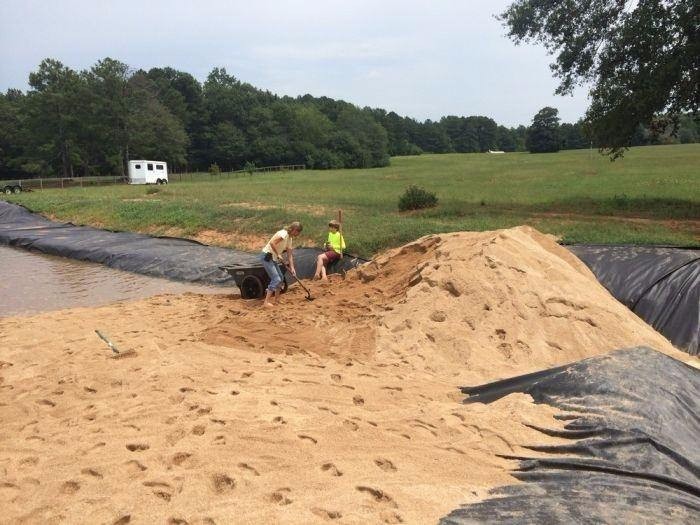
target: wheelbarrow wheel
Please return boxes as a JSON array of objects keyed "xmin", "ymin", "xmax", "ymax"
[{"xmin": 240, "ymin": 274, "xmax": 264, "ymax": 299}]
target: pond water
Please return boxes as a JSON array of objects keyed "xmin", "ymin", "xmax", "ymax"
[{"xmin": 0, "ymin": 245, "xmax": 228, "ymax": 317}]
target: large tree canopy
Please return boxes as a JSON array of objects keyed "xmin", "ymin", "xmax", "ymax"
[{"xmin": 500, "ymin": 0, "xmax": 699, "ymax": 157}]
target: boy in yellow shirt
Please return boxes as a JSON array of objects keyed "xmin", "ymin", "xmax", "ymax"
[{"xmin": 313, "ymin": 219, "xmax": 346, "ymax": 281}]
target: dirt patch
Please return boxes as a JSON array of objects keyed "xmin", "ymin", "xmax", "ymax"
[{"xmin": 193, "ymin": 229, "xmax": 269, "ymax": 251}]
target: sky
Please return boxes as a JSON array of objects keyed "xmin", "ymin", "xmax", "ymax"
[{"xmin": 0, "ymin": 0, "xmax": 590, "ymax": 127}]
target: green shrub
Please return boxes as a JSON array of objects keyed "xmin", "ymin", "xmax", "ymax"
[
  {"xmin": 243, "ymin": 161, "xmax": 256, "ymax": 175},
  {"xmin": 398, "ymin": 185, "xmax": 438, "ymax": 211},
  {"xmin": 209, "ymin": 163, "xmax": 221, "ymax": 176}
]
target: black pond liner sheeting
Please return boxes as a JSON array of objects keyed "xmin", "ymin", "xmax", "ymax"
[
  {"xmin": 0, "ymin": 201, "xmax": 364, "ymax": 285},
  {"xmin": 442, "ymin": 347, "xmax": 700, "ymax": 524},
  {"xmin": 567, "ymin": 245, "xmax": 699, "ymax": 356}
]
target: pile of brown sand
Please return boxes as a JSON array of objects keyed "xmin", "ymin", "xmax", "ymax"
[
  {"xmin": 0, "ymin": 226, "xmax": 694, "ymax": 524},
  {"xmin": 204, "ymin": 226, "xmax": 679, "ymax": 382}
]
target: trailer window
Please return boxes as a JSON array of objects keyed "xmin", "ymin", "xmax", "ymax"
[
  {"xmin": 156, "ymin": 165, "xmax": 164, "ymax": 170},
  {"xmin": 134, "ymin": 164, "xmax": 141, "ymax": 169},
  {"xmin": 147, "ymin": 164, "xmax": 153, "ymax": 170}
]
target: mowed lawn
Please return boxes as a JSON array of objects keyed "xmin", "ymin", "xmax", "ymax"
[{"xmin": 5, "ymin": 144, "xmax": 700, "ymax": 256}]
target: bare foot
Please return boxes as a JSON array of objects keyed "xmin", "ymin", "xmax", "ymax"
[{"xmin": 263, "ymin": 302, "xmax": 275, "ymax": 309}]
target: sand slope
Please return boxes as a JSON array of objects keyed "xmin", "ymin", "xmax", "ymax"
[{"xmin": 0, "ymin": 226, "xmax": 694, "ymax": 524}]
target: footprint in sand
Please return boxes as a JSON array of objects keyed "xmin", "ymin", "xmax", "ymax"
[
  {"xmin": 356, "ymin": 486, "xmax": 397, "ymax": 508},
  {"xmin": 267, "ymin": 487, "xmax": 292, "ymax": 505},
  {"xmin": 144, "ymin": 481, "xmax": 173, "ymax": 502},
  {"xmin": 171, "ymin": 452, "xmax": 193, "ymax": 467},
  {"xmin": 311, "ymin": 508, "xmax": 342, "ymax": 520},
  {"xmin": 330, "ymin": 374, "xmax": 342, "ymax": 383},
  {"xmin": 166, "ymin": 428, "xmax": 187, "ymax": 446},
  {"xmin": 60, "ymin": 480, "xmax": 81, "ymax": 495},
  {"xmin": 238, "ymin": 462, "xmax": 260, "ymax": 476},
  {"xmin": 352, "ymin": 395, "xmax": 365, "ymax": 406},
  {"xmin": 126, "ymin": 443, "xmax": 150, "ymax": 452},
  {"xmin": 321, "ymin": 462, "xmax": 343, "ymax": 477},
  {"xmin": 81, "ymin": 467, "xmax": 103, "ymax": 479},
  {"xmin": 374, "ymin": 458, "xmax": 397, "ymax": 472},
  {"xmin": 125, "ymin": 460, "xmax": 148, "ymax": 474},
  {"xmin": 191, "ymin": 425, "xmax": 206, "ymax": 436},
  {"xmin": 210, "ymin": 473, "xmax": 235, "ymax": 494},
  {"xmin": 19, "ymin": 456, "xmax": 39, "ymax": 468},
  {"xmin": 343, "ymin": 420, "xmax": 359, "ymax": 431},
  {"xmin": 380, "ymin": 511, "xmax": 404, "ymax": 524}
]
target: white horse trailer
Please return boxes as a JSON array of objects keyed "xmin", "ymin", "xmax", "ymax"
[{"xmin": 128, "ymin": 160, "xmax": 168, "ymax": 184}]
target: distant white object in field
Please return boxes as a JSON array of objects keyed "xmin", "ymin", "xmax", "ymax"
[
  {"xmin": 128, "ymin": 160, "xmax": 168, "ymax": 184},
  {"xmin": 488, "ymin": 150, "xmax": 505, "ymax": 154}
]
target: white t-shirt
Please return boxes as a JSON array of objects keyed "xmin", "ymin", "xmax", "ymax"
[{"xmin": 263, "ymin": 229, "xmax": 292, "ymax": 262}]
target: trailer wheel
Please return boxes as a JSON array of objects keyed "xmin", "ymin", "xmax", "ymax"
[
  {"xmin": 240, "ymin": 275, "xmax": 264, "ymax": 299},
  {"xmin": 161, "ymin": 179, "xmax": 167, "ymax": 185},
  {"xmin": 12, "ymin": 186, "xmax": 22, "ymax": 194},
  {"xmin": 3, "ymin": 186, "xmax": 12, "ymax": 195}
]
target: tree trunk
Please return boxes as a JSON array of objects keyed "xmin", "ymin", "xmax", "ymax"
[{"xmin": 61, "ymin": 141, "xmax": 69, "ymax": 178}]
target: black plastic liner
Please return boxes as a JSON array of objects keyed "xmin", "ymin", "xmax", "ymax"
[
  {"xmin": 0, "ymin": 201, "xmax": 256, "ymax": 285},
  {"xmin": 0, "ymin": 201, "xmax": 363, "ymax": 285},
  {"xmin": 442, "ymin": 347, "xmax": 700, "ymax": 524},
  {"xmin": 291, "ymin": 247, "xmax": 367, "ymax": 279},
  {"xmin": 567, "ymin": 245, "xmax": 699, "ymax": 356}
]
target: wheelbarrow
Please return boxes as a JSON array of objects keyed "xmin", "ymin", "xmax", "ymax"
[{"xmin": 220, "ymin": 264, "xmax": 288, "ymax": 299}]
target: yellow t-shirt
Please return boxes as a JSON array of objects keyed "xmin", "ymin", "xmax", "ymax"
[{"xmin": 327, "ymin": 231, "xmax": 346, "ymax": 253}]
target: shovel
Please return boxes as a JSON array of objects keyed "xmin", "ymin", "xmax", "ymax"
[{"xmin": 279, "ymin": 261, "xmax": 314, "ymax": 301}]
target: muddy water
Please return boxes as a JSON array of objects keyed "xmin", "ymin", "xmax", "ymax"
[{"xmin": 0, "ymin": 245, "xmax": 230, "ymax": 317}]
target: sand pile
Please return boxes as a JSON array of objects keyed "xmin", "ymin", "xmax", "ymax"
[
  {"xmin": 0, "ymin": 226, "xmax": 694, "ymax": 524},
  {"xmin": 367, "ymin": 226, "xmax": 677, "ymax": 382},
  {"xmin": 203, "ymin": 226, "xmax": 678, "ymax": 383}
]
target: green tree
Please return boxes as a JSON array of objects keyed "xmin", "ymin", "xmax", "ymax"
[
  {"xmin": 84, "ymin": 58, "xmax": 132, "ymax": 175},
  {"xmin": 0, "ymin": 90, "xmax": 27, "ymax": 178},
  {"xmin": 499, "ymin": 0, "xmax": 699, "ymax": 157},
  {"xmin": 24, "ymin": 59, "xmax": 86, "ymax": 177},
  {"xmin": 526, "ymin": 107, "xmax": 561, "ymax": 153},
  {"xmin": 559, "ymin": 121, "xmax": 588, "ymax": 150},
  {"xmin": 496, "ymin": 125, "xmax": 518, "ymax": 152},
  {"xmin": 125, "ymin": 73, "xmax": 189, "ymax": 168}
]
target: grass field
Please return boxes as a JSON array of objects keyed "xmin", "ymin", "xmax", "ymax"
[{"xmin": 4, "ymin": 144, "xmax": 699, "ymax": 256}]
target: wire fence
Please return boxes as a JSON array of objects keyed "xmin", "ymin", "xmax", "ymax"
[
  {"xmin": 170, "ymin": 164, "xmax": 306, "ymax": 182},
  {"xmin": 1, "ymin": 164, "xmax": 306, "ymax": 192}
]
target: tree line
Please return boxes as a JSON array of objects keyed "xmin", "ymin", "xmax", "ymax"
[{"xmin": 1, "ymin": 57, "xmax": 697, "ymax": 179}]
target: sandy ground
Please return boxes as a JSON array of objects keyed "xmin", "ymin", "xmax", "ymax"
[{"xmin": 1, "ymin": 226, "xmax": 695, "ymax": 524}]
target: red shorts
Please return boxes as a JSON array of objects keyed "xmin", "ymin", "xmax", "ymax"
[{"xmin": 324, "ymin": 250, "xmax": 340, "ymax": 263}]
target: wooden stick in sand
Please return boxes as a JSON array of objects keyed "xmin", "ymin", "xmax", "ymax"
[
  {"xmin": 338, "ymin": 209, "xmax": 343, "ymax": 259},
  {"xmin": 95, "ymin": 330, "xmax": 120, "ymax": 354}
]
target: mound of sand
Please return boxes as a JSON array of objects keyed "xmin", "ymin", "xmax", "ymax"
[
  {"xmin": 0, "ymin": 226, "xmax": 693, "ymax": 524},
  {"xmin": 203, "ymin": 226, "xmax": 677, "ymax": 382}
]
